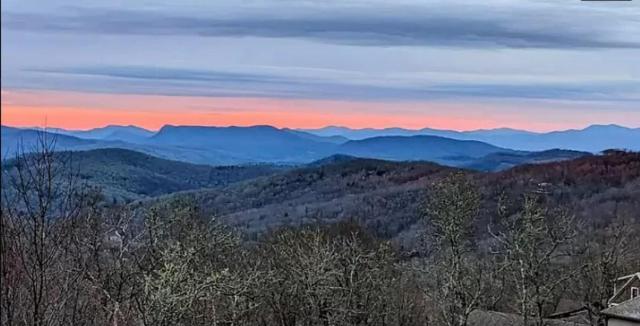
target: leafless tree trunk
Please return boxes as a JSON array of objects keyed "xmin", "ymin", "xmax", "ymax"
[
  {"xmin": 422, "ymin": 172, "xmax": 487, "ymax": 326},
  {"xmin": 1, "ymin": 131, "xmax": 89, "ymax": 326},
  {"xmin": 572, "ymin": 215, "xmax": 639, "ymax": 325},
  {"xmin": 491, "ymin": 194, "xmax": 580, "ymax": 326}
]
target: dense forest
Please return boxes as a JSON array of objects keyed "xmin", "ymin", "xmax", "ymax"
[{"xmin": 1, "ymin": 138, "xmax": 639, "ymax": 326}]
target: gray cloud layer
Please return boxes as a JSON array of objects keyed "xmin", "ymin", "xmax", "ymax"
[
  {"xmin": 3, "ymin": 1, "xmax": 640, "ymax": 49},
  {"xmin": 17, "ymin": 65, "xmax": 638, "ymax": 102},
  {"xmin": 2, "ymin": 0, "xmax": 639, "ymax": 114}
]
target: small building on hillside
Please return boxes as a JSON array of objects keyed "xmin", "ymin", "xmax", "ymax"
[
  {"xmin": 547, "ymin": 298, "xmax": 591, "ymax": 324},
  {"xmin": 609, "ymin": 272, "xmax": 640, "ymax": 306},
  {"xmin": 469, "ymin": 272, "xmax": 640, "ymax": 326},
  {"xmin": 602, "ymin": 297, "xmax": 640, "ymax": 326}
]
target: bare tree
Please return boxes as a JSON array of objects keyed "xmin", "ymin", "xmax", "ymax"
[
  {"xmin": 255, "ymin": 223, "xmax": 416, "ymax": 326},
  {"xmin": 491, "ymin": 194, "xmax": 580, "ymax": 326},
  {"xmin": 134, "ymin": 198, "xmax": 243, "ymax": 326},
  {"xmin": 1, "ymin": 131, "xmax": 90, "ymax": 326},
  {"xmin": 421, "ymin": 172, "xmax": 487, "ymax": 326},
  {"xmin": 572, "ymin": 215, "xmax": 639, "ymax": 325}
]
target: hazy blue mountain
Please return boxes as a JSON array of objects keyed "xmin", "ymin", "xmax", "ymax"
[
  {"xmin": 148, "ymin": 125, "xmax": 336, "ymax": 163},
  {"xmin": 0, "ymin": 125, "xmax": 600, "ymax": 170},
  {"xmin": 283, "ymin": 128, "xmax": 349, "ymax": 144},
  {"xmin": 2, "ymin": 126, "xmax": 104, "ymax": 158},
  {"xmin": 301, "ymin": 124, "xmax": 639, "ymax": 152},
  {"xmin": 47, "ymin": 125, "xmax": 154, "ymax": 143},
  {"xmin": 498, "ymin": 124, "xmax": 640, "ymax": 152},
  {"xmin": 1, "ymin": 125, "xmax": 357, "ymax": 165},
  {"xmin": 1, "ymin": 126, "xmax": 245, "ymax": 165},
  {"xmin": 299, "ymin": 126, "xmax": 540, "ymax": 143},
  {"xmin": 301, "ymin": 126, "xmax": 431, "ymax": 140},
  {"xmin": 336, "ymin": 135, "xmax": 513, "ymax": 165}
]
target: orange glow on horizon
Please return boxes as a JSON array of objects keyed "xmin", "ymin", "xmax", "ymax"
[
  {"xmin": 3, "ymin": 104, "xmax": 499, "ymax": 131},
  {"xmin": 0, "ymin": 89, "xmax": 506, "ymax": 131},
  {"xmin": 2, "ymin": 89, "xmax": 632, "ymax": 132}
]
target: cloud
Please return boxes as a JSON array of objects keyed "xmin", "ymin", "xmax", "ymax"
[
  {"xmin": 14, "ymin": 65, "xmax": 639, "ymax": 102},
  {"xmin": 3, "ymin": 0, "xmax": 640, "ymax": 49}
]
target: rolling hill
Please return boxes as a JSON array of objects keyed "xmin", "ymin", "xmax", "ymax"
[
  {"xmin": 2, "ymin": 148, "xmax": 286, "ymax": 202},
  {"xmin": 336, "ymin": 135, "xmax": 514, "ymax": 164},
  {"xmin": 170, "ymin": 151, "xmax": 640, "ymax": 246},
  {"xmin": 463, "ymin": 149, "xmax": 590, "ymax": 171}
]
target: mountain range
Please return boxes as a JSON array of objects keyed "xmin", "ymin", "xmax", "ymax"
[
  {"xmin": 3, "ymin": 123, "xmax": 635, "ymax": 170},
  {"xmin": 301, "ymin": 124, "xmax": 640, "ymax": 152},
  {"xmin": 17, "ymin": 124, "xmax": 640, "ymax": 153},
  {"xmin": 1, "ymin": 125, "xmax": 244, "ymax": 166}
]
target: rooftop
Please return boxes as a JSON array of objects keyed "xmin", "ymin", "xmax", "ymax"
[
  {"xmin": 615, "ymin": 272, "xmax": 640, "ymax": 281},
  {"xmin": 602, "ymin": 297, "xmax": 640, "ymax": 322},
  {"xmin": 468, "ymin": 310, "xmax": 585, "ymax": 326}
]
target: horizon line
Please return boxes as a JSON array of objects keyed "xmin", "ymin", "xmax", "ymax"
[{"xmin": 2, "ymin": 122, "xmax": 638, "ymax": 134}]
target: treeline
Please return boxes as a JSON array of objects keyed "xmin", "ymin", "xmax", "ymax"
[{"xmin": 1, "ymin": 140, "xmax": 639, "ymax": 326}]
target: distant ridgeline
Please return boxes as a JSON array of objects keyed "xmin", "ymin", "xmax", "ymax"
[{"xmin": 6, "ymin": 124, "xmax": 639, "ymax": 168}]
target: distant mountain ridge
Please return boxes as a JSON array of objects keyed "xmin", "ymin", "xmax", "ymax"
[
  {"xmin": 299, "ymin": 125, "xmax": 538, "ymax": 140},
  {"xmin": 41, "ymin": 125, "xmax": 154, "ymax": 143},
  {"xmin": 1, "ymin": 125, "xmax": 250, "ymax": 165},
  {"xmin": 336, "ymin": 135, "xmax": 513, "ymax": 165},
  {"xmin": 301, "ymin": 124, "xmax": 640, "ymax": 152},
  {"xmin": 2, "ymin": 125, "xmax": 110, "ymax": 153},
  {"xmin": 0, "ymin": 124, "xmax": 600, "ymax": 170},
  {"xmin": 148, "ymin": 124, "xmax": 336, "ymax": 163},
  {"xmin": 14, "ymin": 123, "xmax": 639, "ymax": 153}
]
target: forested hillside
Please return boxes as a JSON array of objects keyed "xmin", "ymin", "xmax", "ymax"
[
  {"xmin": 175, "ymin": 151, "xmax": 640, "ymax": 245},
  {"xmin": 2, "ymin": 148, "xmax": 285, "ymax": 201},
  {"xmin": 2, "ymin": 142, "xmax": 638, "ymax": 326}
]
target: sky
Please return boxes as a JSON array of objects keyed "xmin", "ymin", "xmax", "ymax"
[{"xmin": 1, "ymin": 0, "xmax": 639, "ymax": 131}]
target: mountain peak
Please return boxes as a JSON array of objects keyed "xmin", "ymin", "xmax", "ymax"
[
  {"xmin": 103, "ymin": 124, "xmax": 151, "ymax": 131},
  {"xmin": 583, "ymin": 124, "xmax": 629, "ymax": 131}
]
